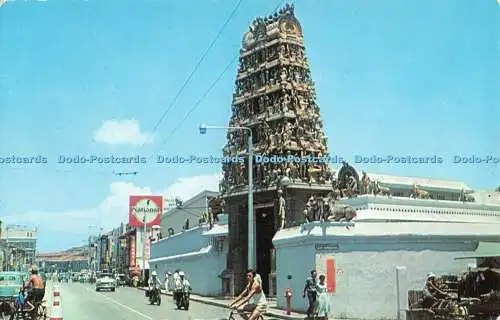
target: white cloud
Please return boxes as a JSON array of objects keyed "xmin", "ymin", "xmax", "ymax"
[
  {"xmin": 162, "ymin": 173, "xmax": 221, "ymax": 201},
  {"xmin": 93, "ymin": 119, "xmax": 153, "ymax": 145},
  {"xmin": 3, "ymin": 173, "xmax": 221, "ymax": 248}
]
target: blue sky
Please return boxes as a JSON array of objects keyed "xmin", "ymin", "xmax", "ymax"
[{"xmin": 1, "ymin": 0, "xmax": 499, "ymax": 251}]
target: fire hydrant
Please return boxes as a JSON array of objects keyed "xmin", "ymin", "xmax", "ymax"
[{"xmin": 284, "ymin": 288, "xmax": 292, "ymax": 315}]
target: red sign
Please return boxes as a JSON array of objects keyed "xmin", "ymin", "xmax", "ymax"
[
  {"xmin": 129, "ymin": 195, "xmax": 163, "ymax": 227},
  {"xmin": 326, "ymin": 258, "xmax": 336, "ymax": 293},
  {"xmin": 129, "ymin": 234, "xmax": 136, "ymax": 267}
]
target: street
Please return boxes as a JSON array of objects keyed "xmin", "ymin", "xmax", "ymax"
[{"xmin": 56, "ymin": 282, "xmax": 283, "ymax": 320}]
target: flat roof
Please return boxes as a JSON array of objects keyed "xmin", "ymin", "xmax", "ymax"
[{"xmin": 455, "ymin": 242, "xmax": 500, "ymax": 259}]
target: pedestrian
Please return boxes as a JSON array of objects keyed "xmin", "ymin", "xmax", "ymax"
[
  {"xmin": 303, "ymin": 269, "xmax": 317, "ymax": 319},
  {"xmin": 173, "ymin": 269, "xmax": 182, "ymax": 303},
  {"xmin": 315, "ymin": 275, "xmax": 331, "ymax": 319},
  {"xmin": 164, "ymin": 271, "xmax": 170, "ymax": 293}
]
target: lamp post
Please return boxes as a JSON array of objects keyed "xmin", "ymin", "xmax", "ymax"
[
  {"xmin": 88, "ymin": 226, "xmax": 103, "ymax": 272},
  {"xmin": 199, "ymin": 124, "xmax": 255, "ymax": 269}
]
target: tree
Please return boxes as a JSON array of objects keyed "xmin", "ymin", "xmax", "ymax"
[{"xmin": 496, "ymin": 186, "xmax": 500, "ymax": 192}]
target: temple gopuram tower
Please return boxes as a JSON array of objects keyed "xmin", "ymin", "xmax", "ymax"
[{"xmin": 219, "ymin": 4, "xmax": 333, "ymax": 295}]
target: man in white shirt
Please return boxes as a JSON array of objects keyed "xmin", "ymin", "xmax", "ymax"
[{"xmin": 179, "ymin": 271, "xmax": 191, "ymax": 291}]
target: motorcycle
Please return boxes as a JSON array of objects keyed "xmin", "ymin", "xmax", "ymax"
[
  {"xmin": 175, "ymin": 287, "xmax": 190, "ymax": 310},
  {"xmin": 147, "ymin": 286, "xmax": 161, "ymax": 306},
  {"xmin": 132, "ymin": 276, "xmax": 139, "ymax": 288}
]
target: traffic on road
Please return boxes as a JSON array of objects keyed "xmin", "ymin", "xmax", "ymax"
[{"xmin": 56, "ymin": 281, "xmax": 282, "ymax": 320}]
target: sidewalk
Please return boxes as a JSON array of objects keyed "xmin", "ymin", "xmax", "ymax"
[{"xmin": 138, "ymin": 287, "xmax": 306, "ymax": 320}]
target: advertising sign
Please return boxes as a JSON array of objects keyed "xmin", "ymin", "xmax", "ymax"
[
  {"xmin": 129, "ymin": 234, "xmax": 136, "ymax": 267},
  {"xmin": 129, "ymin": 195, "xmax": 163, "ymax": 228}
]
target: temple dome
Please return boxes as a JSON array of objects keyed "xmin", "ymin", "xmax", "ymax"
[{"xmin": 278, "ymin": 15, "xmax": 303, "ymax": 38}]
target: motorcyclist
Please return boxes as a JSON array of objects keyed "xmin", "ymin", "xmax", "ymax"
[
  {"xmin": 148, "ymin": 271, "xmax": 161, "ymax": 291},
  {"xmin": 179, "ymin": 271, "xmax": 191, "ymax": 291},
  {"xmin": 173, "ymin": 271, "xmax": 190, "ymax": 303},
  {"xmin": 23, "ymin": 266, "xmax": 45, "ymax": 312}
]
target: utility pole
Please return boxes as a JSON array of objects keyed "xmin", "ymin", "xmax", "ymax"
[{"xmin": 142, "ymin": 215, "xmax": 147, "ymax": 284}]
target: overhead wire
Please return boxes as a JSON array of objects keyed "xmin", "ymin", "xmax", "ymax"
[
  {"xmin": 161, "ymin": 55, "xmax": 238, "ymax": 145},
  {"xmin": 139, "ymin": 0, "xmax": 245, "ymax": 148},
  {"xmin": 160, "ymin": 0, "xmax": 288, "ymax": 145}
]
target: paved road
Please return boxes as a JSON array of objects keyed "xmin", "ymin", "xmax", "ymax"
[{"xmin": 57, "ymin": 282, "xmax": 281, "ymax": 320}]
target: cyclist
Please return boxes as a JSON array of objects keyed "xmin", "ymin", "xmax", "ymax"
[
  {"xmin": 229, "ymin": 269, "xmax": 267, "ymax": 320},
  {"xmin": 24, "ymin": 266, "xmax": 45, "ymax": 312}
]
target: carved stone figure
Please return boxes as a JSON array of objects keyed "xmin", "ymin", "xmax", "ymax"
[
  {"xmin": 182, "ymin": 218, "xmax": 190, "ymax": 231},
  {"xmin": 277, "ymin": 189, "xmax": 286, "ymax": 229},
  {"xmin": 460, "ymin": 188, "xmax": 475, "ymax": 202},
  {"xmin": 372, "ymin": 181, "xmax": 391, "ymax": 197},
  {"xmin": 327, "ymin": 204, "xmax": 356, "ymax": 229},
  {"xmin": 361, "ymin": 171, "xmax": 371, "ymax": 194},
  {"xmin": 411, "ymin": 183, "xmax": 430, "ymax": 199}
]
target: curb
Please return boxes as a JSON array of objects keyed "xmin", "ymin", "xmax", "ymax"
[{"xmin": 138, "ymin": 287, "xmax": 305, "ymax": 320}]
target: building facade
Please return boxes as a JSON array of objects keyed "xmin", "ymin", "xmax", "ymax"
[{"xmin": 1, "ymin": 225, "xmax": 37, "ymax": 271}]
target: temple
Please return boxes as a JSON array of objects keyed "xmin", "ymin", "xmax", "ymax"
[{"xmin": 220, "ymin": 3, "xmax": 335, "ymax": 294}]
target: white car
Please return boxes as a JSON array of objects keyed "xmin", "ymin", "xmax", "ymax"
[{"xmin": 95, "ymin": 273, "xmax": 116, "ymax": 292}]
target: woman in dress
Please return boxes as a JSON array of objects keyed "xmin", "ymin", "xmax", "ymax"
[{"xmin": 315, "ymin": 274, "xmax": 331, "ymax": 319}]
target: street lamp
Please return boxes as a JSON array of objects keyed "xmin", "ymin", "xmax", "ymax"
[{"xmin": 199, "ymin": 124, "xmax": 256, "ymax": 270}]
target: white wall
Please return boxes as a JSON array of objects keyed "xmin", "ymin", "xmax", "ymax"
[
  {"xmin": 273, "ymin": 223, "xmax": 496, "ymax": 319},
  {"xmin": 275, "ymin": 242, "xmax": 316, "ymax": 311},
  {"xmin": 150, "ymin": 216, "xmax": 229, "ymax": 296},
  {"xmin": 150, "ymin": 239, "xmax": 228, "ymax": 296},
  {"xmin": 314, "ymin": 250, "xmax": 476, "ymax": 319}
]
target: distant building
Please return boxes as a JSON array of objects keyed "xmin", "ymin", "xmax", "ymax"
[
  {"xmin": 37, "ymin": 251, "xmax": 88, "ymax": 272},
  {"xmin": 1, "ymin": 225, "xmax": 37, "ymax": 271},
  {"xmin": 160, "ymin": 190, "xmax": 218, "ymax": 236}
]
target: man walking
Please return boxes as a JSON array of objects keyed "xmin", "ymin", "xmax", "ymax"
[{"xmin": 303, "ymin": 269, "xmax": 318, "ymax": 319}]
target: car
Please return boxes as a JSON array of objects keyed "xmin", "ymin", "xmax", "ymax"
[
  {"xmin": 95, "ymin": 273, "xmax": 116, "ymax": 292},
  {"xmin": 0, "ymin": 272, "xmax": 25, "ymax": 314},
  {"xmin": 115, "ymin": 274, "xmax": 127, "ymax": 286}
]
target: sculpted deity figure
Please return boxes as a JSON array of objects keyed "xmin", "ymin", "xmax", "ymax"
[
  {"xmin": 277, "ymin": 189, "xmax": 286, "ymax": 230},
  {"xmin": 361, "ymin": 171, "xmax": 371, "ymax": 194}
]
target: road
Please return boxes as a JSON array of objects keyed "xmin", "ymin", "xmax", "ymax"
[{"xmin": 56, "ymin": 282, "xmax": 281, "ymax": 320}]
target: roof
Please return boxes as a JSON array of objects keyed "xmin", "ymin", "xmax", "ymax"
[
  {"xmin": 273, "ymin": 221, "xmax": 500, "ymax": 247},
  {"xmin": 366, "ymin": 172, "xmax": 471, "ymax": 191},
  {"xmin": 149, "ymin": 245, "xmax": 213, "ymax": 263},
  {"xmin": 161, "ymin": 189, "xmax": 218, "ymax": 221},
  {"xmin": 202, "ymin": 224, "xmax": 228, "ymax": 237},
  {"xmin": 455, "ymin": 242, "xmax": 500, "ymax": 259}
]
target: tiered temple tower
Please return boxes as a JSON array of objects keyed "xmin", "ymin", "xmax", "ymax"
[{"xmin": 219, "ymin": 4, "xmax": 334, "ymax": 295}]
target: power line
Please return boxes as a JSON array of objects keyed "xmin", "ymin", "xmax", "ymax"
[
  {"xmin": 140, "ymin": 0, "xmax": 245, "ymax": 148},
  {"xmin": 161, "ymin": 55, "xmax": 238, "ymax": 145},
  {"xmin": 160, "ymin": 0, "xmax": 288, "ymax": 145}
]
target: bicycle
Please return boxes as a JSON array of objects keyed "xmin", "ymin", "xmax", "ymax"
[
  {"xmin": 227, "ymin": 308, "xmax": 264, "ymax": 320},
  {"xmin": 9, "ymin": 288, "xmax": 47, "ymax": 320}
]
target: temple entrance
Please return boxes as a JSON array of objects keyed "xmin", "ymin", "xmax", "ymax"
[{"xmin": 255, "ymin": 206, "xmax": 276, "ymax": 295}]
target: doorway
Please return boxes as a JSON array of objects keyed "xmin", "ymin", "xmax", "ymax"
[{"xmin": 255, "ymin": 206, "xmax": 276, "ymax": 295}]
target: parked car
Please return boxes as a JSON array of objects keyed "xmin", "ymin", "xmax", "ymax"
[
  {"xmin": 115, "ymin": 274, "xmax": 127, "ymax": 286},
  {"xmin": 0, "ymin": 272, "xmax": 25, "ymax": 315},
  {"xmin": 96, "ymin": 273, "xmax": 116, "ymax": 292}
]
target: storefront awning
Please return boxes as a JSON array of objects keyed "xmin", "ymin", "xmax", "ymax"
[{"xmin": 455, "ymin": 242, "xmax": 500, "ymax": 260}]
